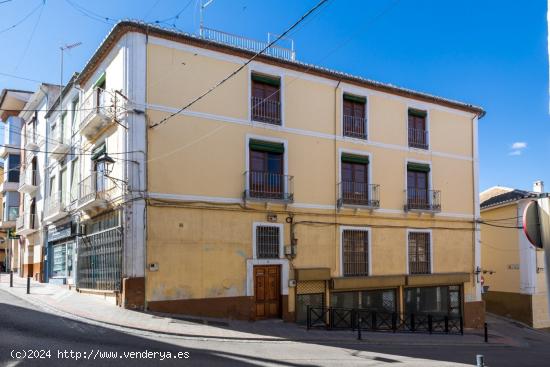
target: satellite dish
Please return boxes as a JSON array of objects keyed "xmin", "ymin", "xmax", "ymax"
[{"xmin": 523, "ymin": 200, "xmax": 543, "ymax": 248}]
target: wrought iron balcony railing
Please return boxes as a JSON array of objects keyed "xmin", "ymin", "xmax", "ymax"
[
  {"xmin": 338, "ymin": 182, "xmax": 379, "ymax": 208},
  {"xmin": 243, "ymin": 171, "xmax": 293, "ymax": 202},
  {"xmin": 409, "ymin": 260, "xmax": 431, "ymax": 275},
  {"xmin": 343, "ymin": 115, "xmax": 367, "ymax": 139},
  {"xmin": 404, "ymin": 188, "xmax": 441, "ymax": 212},
  {"xmin": 408, "ymin": 128, "xmax": 429, "ymax": 149},
  {"xmin": 251, "ymin": 97, "xmax": 281, "ymax": 125},
  {"xmin": 78, "ymin": 172, "xmax": 114, "ymax": 209},
  {"xmin": 44, "ymin": 191, "xmax": 68, "ymax": 219}
]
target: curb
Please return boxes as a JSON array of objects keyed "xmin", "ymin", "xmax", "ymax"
[{"xmin": 0, "ymin": 284, "xmax": 508, "ymax": 346}]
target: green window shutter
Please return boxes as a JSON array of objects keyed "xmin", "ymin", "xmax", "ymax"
[
  {"xmin": 251, "ymin": 73, "xmax": 280, "ymax": 87},
  {"xmin": 91, "ymin": 144, "xmax": 106, "ymax": 160},
  {"xmin": 407, "ymin": 162, "xmax": 430, "ymax": 172},
  {"xmin": 249, "ymin": 139, "xmax": 284, "ymax": 154},
  {"xmin": 408, "ymin": 108, "xmax": 427, "ymax": 118},
  {"xmin": 94, "ymin": 72, "xmax": 106, "ymax": 88},
  {"xmin": 343, "ymin": 94, "xmax": 366, "ymax": 104},
  {"xmin": 341, "ymin": 153, "xmax": 369, "ymax": 165}
]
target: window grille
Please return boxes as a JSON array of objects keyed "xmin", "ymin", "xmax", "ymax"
[
  {"xmin": 342, "ymin": 229, "xmax": 369, "ymax": 276},
  {"xmin": 409, "ymin": 232, "xmax": 431, "ymax": 274},
  {"xmin": 256, "ymin": 225, "xmax": 280, "ymax": 259}
]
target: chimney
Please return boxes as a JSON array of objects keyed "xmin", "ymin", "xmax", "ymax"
[{"xmin": 533, "ymin": 180, "xmax": 544, "ymax": 193}]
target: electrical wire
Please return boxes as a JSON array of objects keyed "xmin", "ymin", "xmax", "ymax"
[
  {"xmin": 14, "ymin": 2, "xmax": 44, "ymax": 72},
  {"xmin": 0, "ymin": 1, "xmax": 44, "ymax": 34},
  {"xmin": 150, "ymin": 0, "xmax": 330, "ymax": 128},
  {"xmin": 64, "ymin": 0, "xmax": 116, "ymax": 25},
  {"xmin": 152, "ymin": 0, "xmax": 194, "ymax": 26},
  {"xmin": 0, "ymin": 71, "xmax": 51, "ymax": 84},
  {"xmin": 479, "ymin": 222, "xmax": 522, "ymax": 229}
]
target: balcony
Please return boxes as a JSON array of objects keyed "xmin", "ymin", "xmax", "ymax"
[
  {"xmin": 404, "ymin": 188, "xmax": 441, "ymax": 212},
  {"xmin": 0, "ymin": 180, "xmax": 19, "ymax": 193},
  {"xmin": 25, "ymin": 131, "xmax": 42, "ymax": 151},
  {"xmin": 50, "ymin": 128, "xmax": 70, "ymax": 158},
  {"xmin": 251, "ymin": 97, "xmax": 281, "ymax": 125},
  {"xmin": 0, "ymin": 144, "xmax": 19, "ymax": 159},
  {"xmin": 44, "ymin": 191, "xmax": 68, "ymax": 222},
  {"xmin": 243, "ymin": 171, "xmax": 293, "ymax": 203},
  {"xmin": 0, "ymin": 206, "xmax": 19, "ymax": 228},
  {"xmin": 18, "ymin": 169, "xmax": 38, "ymax": 195},
  {"xmin": 409, "ymin": 261, "xmax": 431, "ymax": 275},
  {"xmin": 79, "ymin": 87, "xmax": 114, "ymax": 140},
  {"xmin": 408, "ymin": 128, "xmax": 429, "ymax": 150},
  {"xmin": 337, "ymin": 182, "xmax": 380, "ymax": 209},
  {"xmin": 77, "ymin": 172, "xmax": 113, "ymax": 212},
  {"xmin": 16, "ymin": 213, "xmax": 38, "ymax": 236},
  {"xmin": 343, "ymin": 115, "xmax": 368, "ymax": 140}
]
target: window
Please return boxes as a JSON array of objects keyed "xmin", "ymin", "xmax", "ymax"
[
  {"xmin": 255, "ymin": 224, "xmax": 280, "ymax": 259},
  {"xmin": 330, "ymin": 289, "xmax": 396, "ymax": 313},
  {"xmin": 406, "ymin": 162, "xmax": 430, "ymax": 210},
  {"xmin": 343, "ymin": 94, "xmax": 367, "ymax": 139},
  {"xmin": 341, "ymin": 154, "xmax": 369, "ymax": 206},
  {"xmin": 342, "ymin": 229, "xmax": 369, "ymax": 277},
  {"xmin": 296, "ymin": 292, "xmax": 324, "ymax": 324},
  {"xmin": 404, "ymin": 285, "xmax": 461, "ymax": 316},
  {"xmin": 248, "ymin": 139, "xmax": 287, "ymax": 200},
  {"xmin": 251, "ymin": 73, "xmax": 281, "ymax": 125},
  {"xmin": 408, "ymin": 109, "xmax": 428, "ymax": 149},
  {"xmin": 7, "ymin": 155, "xmax": 20, "ymax": 182},
  {"xmin": 408, "ymin": 231, "xmax": 431, "ymax": 274}
]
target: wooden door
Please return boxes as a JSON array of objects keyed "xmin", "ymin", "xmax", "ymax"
[{"xmin": 254, "ymin": 265, "xmax": 281, "ymax": 319}]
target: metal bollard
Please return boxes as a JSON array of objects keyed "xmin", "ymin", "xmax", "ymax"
[
  {"xmin": 476, "ymin": 354, "xmax": 485, "ymax": 367},
  {"xmin": 10, "ymin": 271, "xmax": 13, "ymax": 287},
  {"xmin": 357, "ymin": 317, "xmax": 362, "ymax": 340},
  {"xmin": 484, "ymin": 322, "xmax": 488, "ymax": 343},
  {"xmin": 26, "ymin": 277, "xmax": 30, "ymax": 294}
]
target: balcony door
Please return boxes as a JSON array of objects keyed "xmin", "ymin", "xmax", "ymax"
[
  {"xmin": 249, "ymin": 141, "xmax": 284, "ymax": 199},
  {"xmin": 407, "ymin": 168, "xmax": 428, "ymax": 207},
  {"xmin": 251, "ymin": 74, "xmax": 281, "ymax": 125},
  {"xmin": 343, "ymin": 95, "xmax": 366, "ymax": 139},
  {"xmin": 342, "ymin": 157, "xmax": 368, "ymax": 205},
  {"xmin": 94, "ymin": 159, "xmax": 107, "ymax": 194}
]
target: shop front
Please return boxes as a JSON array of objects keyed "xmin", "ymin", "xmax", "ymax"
[{"xmin": 47, "ymin": 221, "xmax": 77, "ymax": 285}]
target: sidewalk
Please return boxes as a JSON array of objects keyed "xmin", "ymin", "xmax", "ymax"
[{"xmin": 0, "ymin": 273, "xmax": 510, "ymax": 346}]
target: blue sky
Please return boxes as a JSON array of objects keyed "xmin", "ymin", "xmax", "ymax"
[{"xmin": 0, "ymin": 0, "xmax": 548, "ymax": 192}]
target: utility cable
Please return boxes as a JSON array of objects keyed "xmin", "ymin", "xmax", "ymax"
[
  {"xmin": 0, "ymin": 1, "xmax": 44, "ymax": 34},
  {"xmin": 150, "ymin": 0, "xmax": 330, "ymax": 128}
]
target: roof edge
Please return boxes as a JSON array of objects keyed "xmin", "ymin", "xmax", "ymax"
[{"xmin": 76, "ymin": 20, "xmax": 485, "ymax": 117}]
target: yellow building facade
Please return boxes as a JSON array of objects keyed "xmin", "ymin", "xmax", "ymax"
[
  {"xmin": 74, "ymin": 22, "xmax": 485, "ymax": 327},
  {"xmin": 480, "ymin": 184, "xmax": 550, "ymax": 328}
]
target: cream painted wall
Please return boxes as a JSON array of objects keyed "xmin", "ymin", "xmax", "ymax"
[
  {"xmin": 146, "ymin": 42, "xmax": 476, "ymax": 216},
  {"xmin": 146, "ymin": 205, "xmax": 476, "ymax": 302},
  {"xmin": 145, "ymin": 40, "xmax": 479, "ymax": 305},
  {"xmin": 481, "ymin": 204, "xmax": 521, "ymax": 293}
]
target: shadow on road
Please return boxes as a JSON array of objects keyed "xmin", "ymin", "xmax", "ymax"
[{"xmin": 0, "ymin": 296, "xmax": 318, "ymax": 367}]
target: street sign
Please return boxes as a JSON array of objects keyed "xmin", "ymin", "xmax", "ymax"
[{"xmin": 523, "ymin": 200, "xmax": 543, "ymax": 248}]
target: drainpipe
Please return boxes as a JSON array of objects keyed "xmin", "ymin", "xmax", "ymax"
[
  {"xmin": 471, "ymin": 113, "xmax": 481, "ymax": 305},
  {"xmin": 333, "ymin": 80, "xmax": 341, "ymax": 305}
]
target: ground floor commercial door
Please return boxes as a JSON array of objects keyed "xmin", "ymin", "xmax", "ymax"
[{"xmin": 254, "ymin": 265, "xmax": 281, "ymax": 319}]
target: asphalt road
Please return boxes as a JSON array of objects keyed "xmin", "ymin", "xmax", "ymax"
[{"xmin": 1, "ymin": 288, "xmax": 550, "ymax": 366}]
